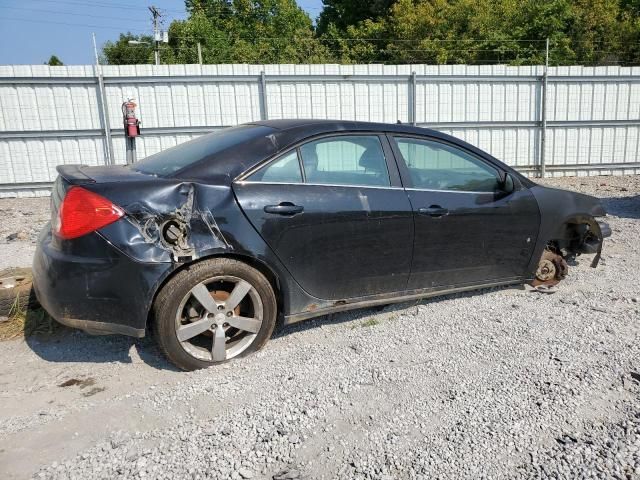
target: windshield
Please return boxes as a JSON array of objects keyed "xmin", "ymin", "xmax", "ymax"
[{"xmin": 132, "ymin": 124, "xmax": 273, "ymax": 176}]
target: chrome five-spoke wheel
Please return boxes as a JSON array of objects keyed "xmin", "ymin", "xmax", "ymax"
[
  {"xmin": 153, "ymin": 258, "xmax": 277, "ymax": 371},
  {"xmin": 176, "ymin": 276, "xmax": 263, "ymax": 362}
]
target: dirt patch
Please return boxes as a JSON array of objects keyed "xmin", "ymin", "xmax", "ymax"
[
  {"xmin": 58, "ymin": 378, "xmax": 96, "ymax": 389},
  {"xmin": 82, "ymin": 387, "xmax": 106, "ymax": 397},
  {"xmin": 58, "ymin": 377, "xmax": 106, "ymax": 397}
]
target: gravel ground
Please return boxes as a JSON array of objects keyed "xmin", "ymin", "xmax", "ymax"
[
  {"xmin": 0, "ymin": 175, "xmax": 638, "ymax": 479},
  {"xmin": 0, "ymin": 197, "xmax": 49, "ymax": 271}
]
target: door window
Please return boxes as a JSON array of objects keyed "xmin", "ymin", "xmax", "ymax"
[
  {"xmin": 246, "ymin": 150, "xmax": 302, "ymax": 183},
  {"xmin": 299, "ymin": 136, "xmax": 390, "ymax": 187},
  {"xmin": 394, "ymin": 137, "xmax": 500, "ymax": 192}
]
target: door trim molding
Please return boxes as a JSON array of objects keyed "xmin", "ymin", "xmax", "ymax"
[
  {"xmin": 234, "ymin": 180, "xmax": 404, "ymax": 191},
  {"xmin": 284, "ymin": 277, "xmax": 524, "ymax": 324}
]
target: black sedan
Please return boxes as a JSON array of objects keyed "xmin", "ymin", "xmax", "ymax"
[{"xmin": 33, "ymin": 120, "xmax": 611, "ymax": 370}]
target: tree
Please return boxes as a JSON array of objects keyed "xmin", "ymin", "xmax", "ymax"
[
  {"xmin": 103, "ymin": 0, "xmax": 328, "ymax": 65},
  {"xmin": 102, "ymin": 0, "xmax": 640, "ymax": 65},
  {"xmin": 170, "ymin": 0, "xmax": 329, "ymax": 64},
  {"xmin": 619, "ymin": 0, "xmax": 640, "ymax": 64},
  {"xmin": 316, "ymin": 0, "xmax": 396, "ymax": 34},
  {"xmin": 322, "ymin": 0, "xmax": 640, "ymax": 65},
  {"xmin": 46, "ymin": 55, "xmax": 63, "ymax": 66},
  {"xmin": 102, "ymin": 33, "xmax": 155, "ymax": 65}
]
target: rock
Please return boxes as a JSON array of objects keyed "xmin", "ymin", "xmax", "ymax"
[
  {"xmin": 6, "ymin": 230, "xmax": 29, "ymax": 242},
  {"xmin": 125, "ymin": 448, "xmax": 138, "ymax": 462},
  {"xmin": 238, "ymin": 468, "xmax": 254, "ymax": 479},
  {"xmin": 273, "ymin": 468, "xmax": 301, "ymax": 480}
]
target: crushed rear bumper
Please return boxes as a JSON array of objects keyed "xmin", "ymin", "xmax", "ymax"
[{"xmin": 32, "ymin": 225, "xmax": 171, "ymax": 337}]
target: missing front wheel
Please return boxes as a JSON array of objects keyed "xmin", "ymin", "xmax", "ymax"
[{"xmin": 532, "ymin": 249, "xmax": 568, "ymax": 287}]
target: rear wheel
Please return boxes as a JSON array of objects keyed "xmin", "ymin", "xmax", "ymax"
[{"xmin": 153, "ymin": 258, "xmax": 277, "ymax": 371}]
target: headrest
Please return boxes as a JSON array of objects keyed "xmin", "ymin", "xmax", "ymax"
[{"xmin": 359, "ymin": 149, "xmax": 384, "ymax": 172}]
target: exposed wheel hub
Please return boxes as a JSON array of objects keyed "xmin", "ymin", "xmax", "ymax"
[
  {"xmin": 533, "ymin": 249, "xmax": 568, "ymax": 286},
  {"xmin": 536, "ymin": 259, "xmax": 556, "ymax": 282}
]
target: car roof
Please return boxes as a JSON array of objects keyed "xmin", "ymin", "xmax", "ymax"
[{"xmin": 249, "ymin": 119, "xmax": 442, "ymax": 137}]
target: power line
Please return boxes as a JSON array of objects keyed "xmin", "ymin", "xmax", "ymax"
[
  {"xmin": 165, "ymin": 33, "xmax": 550, "ymax": 43},
  {"xmin": 0, "ymin": 16, "xmax": 148, "ymax": 31},
  {"xmin": 0, "ymin": 5, "xmax": 149, "ymax": 23},
  {"xmin": 24, "ymin": 0, "xmax": 186, "ymax": 14}
]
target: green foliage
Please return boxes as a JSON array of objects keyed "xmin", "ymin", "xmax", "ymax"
[
  {"xmin": 102, "ymin": 33, "xmax": 155, "ymax": 65},
  {"xmin": 169, "ymin": 1, "xmax": 329, "ymax": 63},
  {"xmin": 325, "ymin": 0, "xmax": 640, "ymax": 65},
  {"xmin": 103, "ymin": 0, "xmax": 640, "ymax": 65},
  {"xmin": 316, "ymin": 0, "xmax": 395, "ymax": 34},
  {"xmin": 46, "ymin": 55, "xmax": 63, "ymax": 66},
  {"xmin": 104, "ymin": 1, "xmax": 328, "ymax": 65}
]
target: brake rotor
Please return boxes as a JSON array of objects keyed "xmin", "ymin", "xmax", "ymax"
[
  {"xmin": 210, "ymin": 290, "xmax": 241, "ymax": 316},
  {"xmin": 532, "ymin": 250, "xmax": 568, "ymax": 287},
  {"xmin": 185, "ymin": 289, "xmax": 243, "ymax": 340}
]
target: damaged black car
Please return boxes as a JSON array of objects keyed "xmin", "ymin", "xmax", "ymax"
[{"xmin": 32, "ymin": 120, "xmax": 611, "ymax": 370}]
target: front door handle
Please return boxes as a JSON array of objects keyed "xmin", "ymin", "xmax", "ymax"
[
  {"xmin": 418, "ymin": 205, "xmax": 449, "ymax": 217},
  {"xmin": 264, "ymin": 202, "xmax": 304, "ymax": 215}
]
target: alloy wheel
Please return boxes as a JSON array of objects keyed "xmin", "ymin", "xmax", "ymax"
[{"xmin": 174, "ymin": 275, "xmax": 264, "ymax": 362}]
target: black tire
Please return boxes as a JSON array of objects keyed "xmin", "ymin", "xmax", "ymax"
[{"xmin": 152, "ymin": 258, "xmax": 277, "ymax": 371}]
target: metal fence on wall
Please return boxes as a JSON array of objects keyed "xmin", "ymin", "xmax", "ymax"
[{"xmin": 0, "ymin": 63, "xmax": 639, "ymax": 197}]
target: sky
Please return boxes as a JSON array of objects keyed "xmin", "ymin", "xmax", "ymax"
[{"xmin": 0, "ymin": 0, "xmax": 325, "ymax": 65}]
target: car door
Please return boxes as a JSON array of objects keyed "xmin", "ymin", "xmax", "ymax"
[
  {"xmin": 388, "ymin": 135, "xmax": 540, "ymax": 290},
  {"xmin": 233, "ymin": 133, "xmax": 414, "ymax": 300}
]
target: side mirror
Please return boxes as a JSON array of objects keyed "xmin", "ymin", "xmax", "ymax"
[{"xmin": 498, "ymin": 173, "xmax": 515, "ymax": 195}]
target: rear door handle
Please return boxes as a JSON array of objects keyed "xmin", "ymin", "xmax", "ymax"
[
  {"xmin": 264, "ymin": 202, "xmax": 304, "ymax": 215},
  {"xmin": 418, "ymin": 205, "xmax": 449, "ymax": 217}
]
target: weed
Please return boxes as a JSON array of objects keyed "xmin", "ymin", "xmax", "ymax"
[
  {"xmin": 0, "ymin": 292, "xmax": 57, "ymax": 340},
  {"xmin": 359, "ymin": 318, "xmax": 381, "ymax": 328}
]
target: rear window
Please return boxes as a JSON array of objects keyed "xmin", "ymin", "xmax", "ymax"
[{"xmin": 133, "ymin": 125, "xmax": 273, "ymax": 176}]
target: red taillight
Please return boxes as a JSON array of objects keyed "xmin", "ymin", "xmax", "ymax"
[{"xmin": 55, "ymin": 187, "xmax": 124, "ymax": 240}]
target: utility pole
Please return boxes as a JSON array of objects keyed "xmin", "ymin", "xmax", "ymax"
[
  {"xmin": 91, "ymin": 32, "xmax": 100, "ymax": 67},
  {"xmin": 540, "ymin": 38, "xmax": 549, "ymax": 178},
  {"xmin": 197, "ymin": 42, "xmax": 203, "ymax": 65},
  {"xmin": 149, "ymin": 6, "xmax": 161, "ymax": 65},
  {"xmin": 92, "ymin": 33, "xmax": 114, "ymax": 165}
]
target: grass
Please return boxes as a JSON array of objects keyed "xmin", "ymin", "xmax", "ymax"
[
  {"xmin": 355, "ymin": 318, "xmax": 381, "ymax": 329},
  {"xmin": 350, "ymin": 310, "xmax": 403, "ymax": 329},
  {"xmin": 0, "ymin": 292, "xmax": 57, "ymax": 340}
]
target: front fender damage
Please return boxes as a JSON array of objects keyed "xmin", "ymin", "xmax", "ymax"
[
  {"xmin": 116, "ymin": 183, "xmax": 231, "ymax": 263},
  {"xmin": 529, "ymin": 185, "xmax": 611, "ymax": 273}
]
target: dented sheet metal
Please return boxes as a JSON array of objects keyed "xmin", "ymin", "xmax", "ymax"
[
  {"xmin": 125, "ymin": 183, "xmax": 230, "ymax": 262},
  {"xmin": 93, "ymin": 180, "xmax": 232, "ymax": 264}
]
